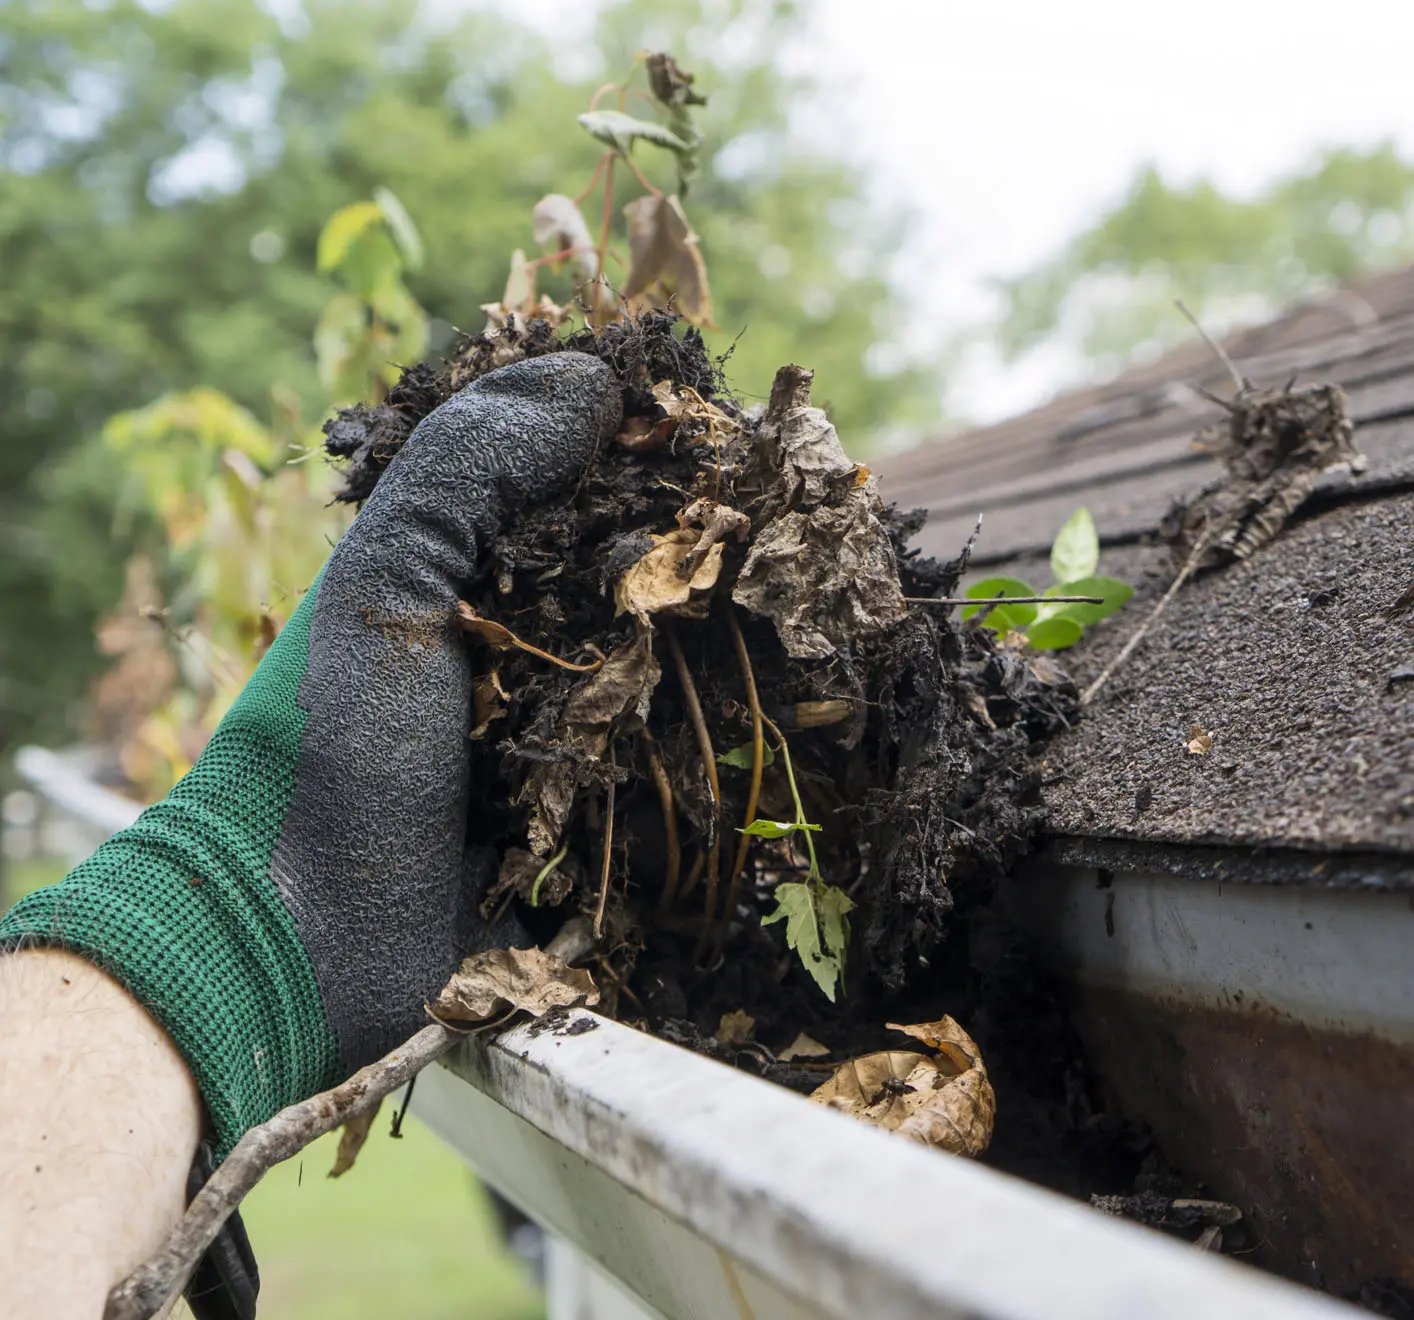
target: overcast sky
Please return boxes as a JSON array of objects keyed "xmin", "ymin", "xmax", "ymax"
[{"xmin": 493, "ymin": 0, "xmax": 1414, "ymax": 425}]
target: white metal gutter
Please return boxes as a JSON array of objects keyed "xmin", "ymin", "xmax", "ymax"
[
  {"xmin": 11, "ymin": 746, "xmax": 1372, "ymax": 1318},
  {"xmin": 415, "ymin": 1008, "xmax": 1361, "ymax": 1320}
]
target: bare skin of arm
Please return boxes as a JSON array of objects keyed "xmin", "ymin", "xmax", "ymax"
[{"xmin": 0, "ymin": 949, "xmax": 202, "ymax": 1320}]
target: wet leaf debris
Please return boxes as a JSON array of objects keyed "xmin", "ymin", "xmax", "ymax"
[{"xmin": 324, "ymin": 311, "xmax": 1080, "ymax": 1116}]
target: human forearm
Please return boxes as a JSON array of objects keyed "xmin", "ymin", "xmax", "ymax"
[{"xmin": 0, "ymin": 949, "xmax": 202, "ymax": 1320}]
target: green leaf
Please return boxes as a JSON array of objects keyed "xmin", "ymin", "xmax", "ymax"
[
  {"xmin": 336, "ymin": 227, "xmax": 403, "ymax": 303},
  {"xmin": 317, "ymin": 201, "xmax": 383, "ymax": 273},
  {"xmin": 1050, "ymin": 507, "xmax": 1099, "ymax": 584},
  {"xmin": 314, "ymin": 293, "xmax": 368, "ymax": 399},
  {"xmin": 373, "ymin": 186, "xmax": 424, "ymax": 271},
  {"xmin": 1024, "ymin": 616, "xmax": 1085, "ymax": 650},
  {"xmin": 741, "ymin": 818, "xmax": 820, "ymax": 839},
  {"xmin": 761, "ymin": 880, "xmax": 854, "ymax": 1002},
  {"xmin": 577, "ymin": 110, "xmax": 692, "ymax": 158},
  {"xmin": 718, "ymin": 741, "xmax": 775, "ymax": 770},
  {"xmin": 961, "ymin": 577, "xmax": 1039, "ymax": 633},
  {"xmin": 1040, "ymin": 576, "xmax": 1134, "ymax": 627}
]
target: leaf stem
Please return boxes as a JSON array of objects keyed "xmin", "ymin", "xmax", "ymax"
[
  {"xmin": 905, "ymin": 594, "xmax": 1104, "ymax": 607},
  {"xmin": 720, "ymin": 609, "xmax": 764, "ymax": 935},
  {"xmin": 530, "ymin": 844, "xmax": 568, "ymax": 907},
  {"xmin": 761, "ymin": 713, "xmax": 818, "ymax": 879},
  {"xmin": 593, "ymin": 745, "xmax": 617, "ymax": 939}
]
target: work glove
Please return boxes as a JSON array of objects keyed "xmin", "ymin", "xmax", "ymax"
[{"xmin": 1, "ymin": 353, "xmax": 621, "ymax": 1158}]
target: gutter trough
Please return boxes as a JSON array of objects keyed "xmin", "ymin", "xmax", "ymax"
[
  {"xmin": 12, "ymin": 748, "xmax": 1393, "ymax": 1317},
  {"xmin": 1002, "ymin": 848, "xmax": 1414, "ymax": 1299}
]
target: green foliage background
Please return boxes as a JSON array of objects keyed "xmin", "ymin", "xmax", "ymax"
[
  {"xmin": 0, "ymin": 0, "xmax": 938, "ymax": 756},
  {"xmin": 997, "ymin": 145, "xmax": 1414, "ymax": 373}
]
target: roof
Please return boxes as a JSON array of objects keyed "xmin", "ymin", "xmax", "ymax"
[{"xmin": 873, "ymin": 266, "xmax": 1414, "ymax": 859}]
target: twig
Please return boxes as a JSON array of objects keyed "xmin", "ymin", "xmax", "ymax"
[
  {"xmin": 1081, "ymin": 541, "xmax": 1207, "ymax": 705},
  {"xmin": 905, "ymin": 594, "xmax": 1104, "ymax": 608},
  {"xmin": 643, "ymin": 728, "xmax": 682, "ymax": 915},
  {"xmin": 1176, "ymin": 298, "xmax": 1249, "ymax": 394},
  {"xmin": 720, "ymin": 609, "xmax": 765, "ymax": 938},
  {"xmin": 104, "ymin": 1025, "xmax": 459, "ymax": 1320},
  {"xmin": 676, "ymin": 849, "xmax": 707, "ymax": 901},
  {"xmin": 594, "ymin": 154, "xmax": 617, "ymax": 327},
  {"xmin": 592, "ymin": 745, "xmax": 617, "ymax": 939},
  {"xmin": 666, "ymin": 627, "xmax": 721, "ymax": 930},
  {"xmin": 457, "ymin": 602, "xmax": 602, "ymax": 672}
]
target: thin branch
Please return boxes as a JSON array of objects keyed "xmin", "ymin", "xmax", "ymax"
[
  {"xmin": 573, "ymin": 149, "xmax": 611, "ymax": 204},
  {"xmin": 1176, "ymin": 298, "xmax": 1249, "ymax": 394},
  {"xmin": 906, "ymin": 594, "xmax": 1104, "ymax": 608},
  {"xmin": 105, "ymin": 1025, "xmax": 459, "ymax": 1320},
  {"xmin": 592, "ymin": 745, "xmax": 617, "ymax": 939},
  {"xmin": 594, "ymin": 154, "xmax": 617, "ymax": 327},
  {"xmin": 1081, "ymin": 541, "xmax": 1207, "ymax": 705},
  {"xmin": 720, "ymin": 609, "xmax": 764, "ymax": 939},
  {"xmin": 676, "ymin": 848, "xmax": 707, "ymax": 901},
  {"xmin": 666, "ymin": 627, "xmax": 721, "ymax": 936},
  {"xmin": 642, "ymin": 727, "xmax": 682, "ymax": 915}
]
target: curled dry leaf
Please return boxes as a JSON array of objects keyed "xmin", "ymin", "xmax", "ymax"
[
  {"xmin": 531, "ymin": 193, "xmax": 599, "ymax": 287},
  {"xmin": 519, "ymin": 631, "xmax": 660, "ymax": 855},
  {"xmin": 1186, "ymin": 724, "xmax": 1214, "ymax": 755},
  {"xmin": 430, "ymin": 947, "xmax": 599, "ymax": 1024},
  {"xmin": 470, "ymin": 669, "xmax": 509, "ymax": 741},
  {"xmin": 616, "ymin": 415, "xmax": 671, "ymax": 453},
  {"xmin": 650, "ymin": 380, "xmax": 738, "ymax": 435},
  {"xmin": 676, "ymin": 497, "xmax": 750, "ymax": 578},
  {"xmin": 810, "ymin": 1016, "xmax": 994, "ymax": 1158},
  {"xmin": 623, "ymin": 194, "xmax": 714, "ymax": 326},
  {"xmin": 792, "ymin": 700, "xmax": 852, "ymax": 729},
  {"xmin": 756, "ymin": 364, "xmax": 864, "ymax": 510},
  {"xmin": 733, "ymin": 364, "xmax": 906, "ymax": 659},
  {"xmin": 615, "ymin": 529, "xmax": 725, "ymax": 622},
  {"xmin": 778, "ymin": 1032, "xmax": 831, "ymax": 1062},
  {"xmin": 328, "ymin": 1099, "xmax": 381, "ymax": 1179},
  {"xmin": 733, "ymin": 494, "xmax": 907, "ymax": 660},
  {"xmin": 713, "ymin": 1009, "xmax": 756, "ymax": 1047}
]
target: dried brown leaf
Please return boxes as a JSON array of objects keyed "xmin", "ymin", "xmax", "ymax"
[
  {"xmin": 430, "ymin": 947, "xmax": 599, "ymax": 1024},
  {"xmin": 328, "ymin": 1099, "xmax": 381, "ymax": 1179},
  {"xmin": 615, "ymin": 528, "xmax": 725, "ymax": 622},
  {"xmin": 615, "ymin": 415, "xmax": 670, "ymax": 453},
  {"xmin": 810, "ymin": 1016, "xmax": 994, "ymax": 1158},
  {"xmin": 757, "ymin": 365, "xmax": 864, "ymax": 510},
  {"xmin": 778, "ymin": 1032, "xmax": 831, "ymax": 1062},
  {"xmin": 1186, "ymin": 724, "xmax": 1214, "ymax": 755},
  {"xmin": 623, "ymin": 194, "xmax": 714, "ymax": 326},
  {"xmin": 520, "ymin": 632, "xmax": 661, "ymax": 856},
  {"xmin": 713, "ymin": 1010, "xmax": 756, "ymax": 1047},
  {"xmin": 531, "ymin": 193, "xmax": 598, "ymax": 287},
  {"xmin": 470, "ymin": 669, "xmax": 508, "ymax": 741},
  {"xmin": 732, "ymin": 491, "xmax": 908, "ymax": 660}
]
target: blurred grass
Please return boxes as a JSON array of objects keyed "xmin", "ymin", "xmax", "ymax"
[{"xmin": 187, "ymin": 1117, "xmax": 543, "ymax": 1320}]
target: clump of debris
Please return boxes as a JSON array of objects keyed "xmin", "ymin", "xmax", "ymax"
[{"xmin": 324, "ymin": 311, "xmax": 1078, "ymax": 1147}]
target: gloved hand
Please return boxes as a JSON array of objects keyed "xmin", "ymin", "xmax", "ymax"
[{"xmin": 1, "ymin": 353, "xmax": 621, "ymax": 1158}]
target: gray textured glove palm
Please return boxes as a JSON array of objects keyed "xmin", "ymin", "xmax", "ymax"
[{"xmin": 1, "ymin": 352, "xmax": 622, "ymax": 1153}]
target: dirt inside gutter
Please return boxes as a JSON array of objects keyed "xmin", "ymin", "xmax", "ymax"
[{"xmin": 324, "ymin": 315, "xmax": 1410, "ymax": 1307}]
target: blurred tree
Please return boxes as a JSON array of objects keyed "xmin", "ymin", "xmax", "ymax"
[
  {"xmin": 997, "ymin": 144, "xmax": 1414, "ymax": 374},
  {"xmin": 0, "ymin": 0, "xmax": 938, "ymax": 756}
]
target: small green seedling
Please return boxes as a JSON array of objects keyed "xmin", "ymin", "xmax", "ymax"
[
  {"xmin": 745, "ymin": 724, "xmax": 853, "ymax": 1002},
  {"xmin": 962, "ymin": 508, "xmax": 1132, "ymax": 650}
]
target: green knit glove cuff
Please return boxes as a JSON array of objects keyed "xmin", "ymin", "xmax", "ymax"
[{"xmin": 0, "ymin": 589, "xmax": 340, "ymax": 1158}]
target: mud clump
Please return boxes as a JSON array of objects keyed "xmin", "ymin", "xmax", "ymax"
[{"xmin": 323, "ymin": 312, "xmax": 1077, "ymax": 1047}]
